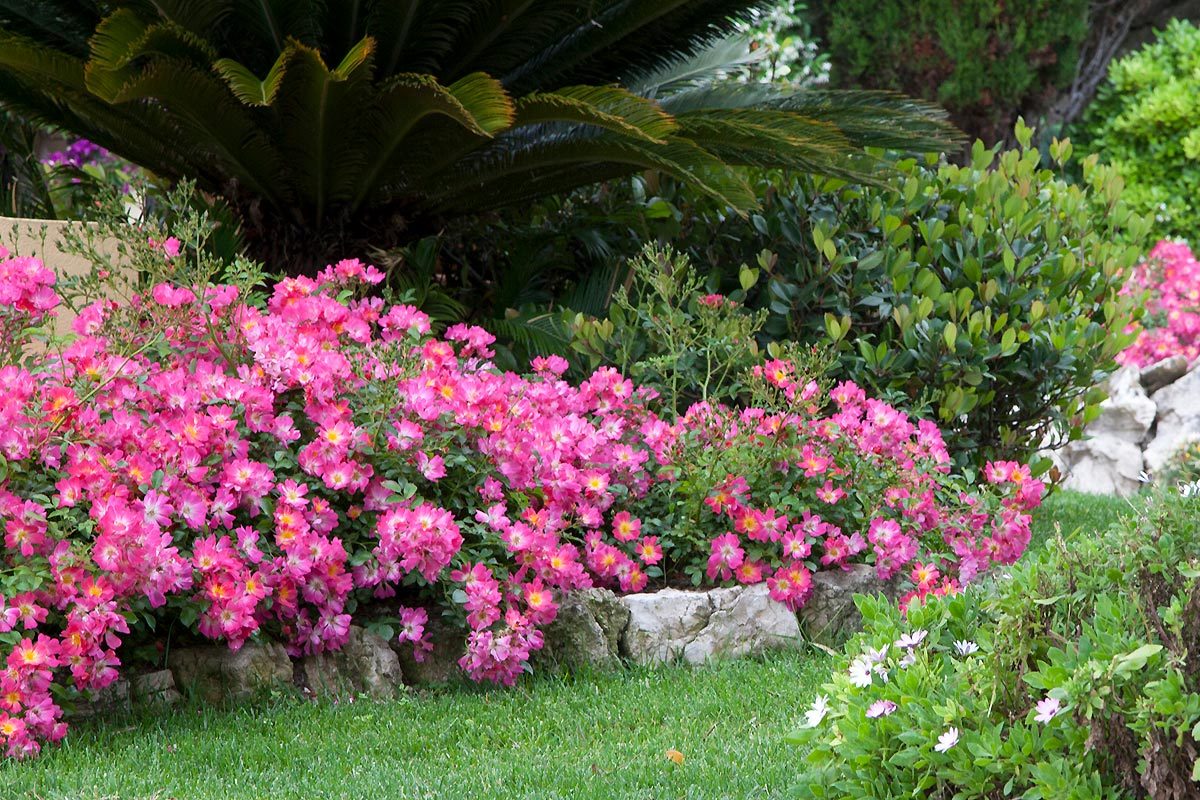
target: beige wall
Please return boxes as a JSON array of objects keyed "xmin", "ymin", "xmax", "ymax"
[{"xmin": 1, "ymin": 217, "xmax": 128, "ymax": 337}]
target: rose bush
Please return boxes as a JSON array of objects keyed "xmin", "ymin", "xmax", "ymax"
[
  {"xmin": 0, "ymin": 240, "xmax": 1041, "ymax": 757},
  {"xmin": 1118, "ymin": 240, "xmax": 1200, "ymax": 368}
]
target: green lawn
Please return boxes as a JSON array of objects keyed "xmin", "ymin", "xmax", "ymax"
[
  {"xmin": 0, "ymin": 652, "xmax": 832, "ymax": 800},
  {"xmin": 1028, "ymin": 487, "xmax": 1136, "ymax": 552},
  {"xmin": 0, "ymin": 489, "xmax": 1134, "ymax": 799}
]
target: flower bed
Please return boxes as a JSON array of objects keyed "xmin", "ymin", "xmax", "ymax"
[
  {"xmin": 0, "ymin": 247, "xmax": 1041, "ymax": 757},
  {"xmin": 1119, "ymin": 240, "xmax": 1200, "ymax": 367}
]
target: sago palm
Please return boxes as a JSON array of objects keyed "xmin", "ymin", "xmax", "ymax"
[{"xmin": 0, "ymin": 1, "xmax": 958, "ymax": 271}]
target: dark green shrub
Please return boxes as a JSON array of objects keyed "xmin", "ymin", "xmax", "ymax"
[
  {"xmin": 789, "ymin": 491, "xmax": 1200, "ymax": 799},
  {"xmin": 746, "ymin": 126, "xmax": 1145, "ymax": 467},
  {"xmin": 1078, "ymin": 19, "xmax": 1200, "ymax": 242},
  {"xmin": 563, "ymin": 124, "xmax": 1146, "ymax": 467},
  {"xmin": 807, "ymin": 0, "xmax": 1088, "ymax": 144}
]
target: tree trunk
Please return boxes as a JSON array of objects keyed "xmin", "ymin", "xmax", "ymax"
[{"xmin": 1022, "ymin": 0, "xmax": 1200, "ymax": 140}]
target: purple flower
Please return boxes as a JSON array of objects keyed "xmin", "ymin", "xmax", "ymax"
[
  {"xmin": 895, "ymin": 629, "xmax": 928, "ymax": 649},
  {"xmin": 934, "ymin": 727, "xmax": 959, "ymax": 752},
  {"xmin": 1034, "ymin": 696, "xmax": 1061, "ymax": 724},
  {"xmin": 865, "ymin": 700, "xmax": 897, "ymax": 718}
]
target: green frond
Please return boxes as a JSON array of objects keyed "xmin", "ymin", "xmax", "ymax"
[
  {"xmin": 125, "ymin": 0, "xmax": 234, "ymax": 36},
  {"xmin": 484, "ymin": 313, "xmax": 572, "ymax": 359},
  {"xmin": 513, "ymin": 85, "xmax": 676, "ymax": 145},
  {"xmin": 0, "ymin": 1, "xmax": 101, "ymax": 58},
  {"xmin": 86, "ymin": 10, "xmax": 217, "ymax": 101},
  {"xmin": 213, "ymin": 49, "xmax": 291, "ymax": 106},
  {"xmin": 560, "ymin": 264, "xmax": 620, "ymax": 316},
  {"xmin": 504, "ymin": 0, "xmax": 770, "ymax": 92},
  {"xmin": 430, "ymin": 132, "xmax": 757, "ymax": 213},
  {"xmin": 629, "ymin": 33, "xmax": 763, "ymax": 97},
  {"xmin": 368, "ymin": 0, "xmax": 475, "ymax": 76},
  {"xmin": 93, "ymin": 58, "xmax": 291, "ymax": 204},
  {"xmin": 331, "ymin": 34, "xmax": 376, "ymax": 78},
  {"xmin": 768, "ymin": 90, "xmax": 961, "ymax": 152},
  {"xmin": 350, "ymin": 71, "xmax": 515, "ymax": 210},
  {"xmin": 0, "ymin": 29, "xmax": 86, "ymax": 88},
  {"xmin": 273, "ymin": 38, "xmax": 376, "ymax": 217}
]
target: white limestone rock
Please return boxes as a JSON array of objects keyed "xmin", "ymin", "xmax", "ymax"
[
  {"xmin": 619, "ymin": 584, "xmax": 800, "ymax": 666},
  {"xmin": 1089, "ymin": 365, "xmax": 1156, "ymax": 444},
  {"xmin": 1060, "ymin": 434, "xmax": 1145, "ymax": 496},
  {"xmin": 1145, "ymin": 367, "xmax": 1200, "ymax": 472}
]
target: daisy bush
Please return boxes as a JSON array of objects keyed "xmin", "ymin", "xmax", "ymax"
[
  {"xmin": 790, "ymin": 491, "xmax": 1200, "ymax": 799},
  {"xmin": 0, "ymin": 222, "xmax": 1041, "ymax": 757},
  {"xmin": 1119, "ymin": 240, "xmax": 1200, "ymax": 368}
]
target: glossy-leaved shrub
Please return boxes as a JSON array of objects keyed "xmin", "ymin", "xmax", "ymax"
[
  {"xmin": 565, "ymin": 125, "xmax": 1145, "ymax": 468},
  {"xmin": 1079, "ymin": 19, "xmax": 1200, "ymax": 242},
  {"xmin": 790, "ymin": 490, "xmax": 1200, "ymax": 799},
  {"xmin": 739, "ymin": 124, "xmax": 1144, "ymax": 468}
]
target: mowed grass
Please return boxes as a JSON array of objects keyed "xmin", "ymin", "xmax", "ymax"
[
  {"xmin": 0, "ymin": 650, "xmax": 832, "ymax": 800},
  {"xmin": 0, "ymin": 489, "xmax": 1134, "ymax": 800},
  {"xmin": 1028, "ymin": 487, "xmax": 1137, "ymax": 552}
]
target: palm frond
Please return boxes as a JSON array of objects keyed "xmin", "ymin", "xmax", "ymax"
[
  {"xmin": 628, "ymin": 33, "xmax": 763, "ymax": 98},
  {"xmin": 560, "ymin": 264, "xmax": 621, "ymax": 316},
  {"xmin": 503, "ymin": 0, "xmax": 769, "ymax": 92},
  {"xmin": 350, "ymin": 70, "xmax": 514, "ymax": 210},
  {"xmin": 273, "ymin": 37, "xmax": 377, "ymax": 218},
  {"xmin": 484, "ymin": 313, "xmax": 572, "ymax": 358},
  {"xmin": 512, "ymin": 85, "xmax": 676, "ymax": 145},
  {"xmin": 0, "ymin": 1, "xmax": 101, "ymax": 58},
  {"xmin": 85, "ymin": 10, "xmax": 217, "ymax": 102},
  {"xmin": 213, "ymin": 48, "xmax": 292, "ymax": 106},
  {"xmin": 428, "ymin": 130, "xmax": 757, "ymax": 213}
]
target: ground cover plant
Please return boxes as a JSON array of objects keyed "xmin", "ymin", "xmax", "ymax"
[
  {"xmin": 790, "ymin": 489, "xmax": 1200, "ymax": 798},
  {"xmin": 0, "ymin": 211, "xmax": 1043, "ymax": 757}
]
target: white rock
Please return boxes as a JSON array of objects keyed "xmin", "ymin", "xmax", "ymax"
[
  {"xmin": 1145, "ymin": 367, "xmax": 1200, "ymax": 472},
  {"xmin": 1060, "ymin": 434, "xmax": 1144, "ymax": 496},
  {"xmin": 620, "ymin": 584, "xmax": 800, "ymax": 666},
  {"xmin": 1089, "ymin": 365, "xmax": 1156, "ymax": 443},
  {"xmin": 620, "ymin": 589, "xmax": 713, "ymax": 665}
]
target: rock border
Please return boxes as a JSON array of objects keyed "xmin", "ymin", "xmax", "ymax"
[
  {"xmin": 75, "ymin": 567, "xmax": 895, "ymax": 711},
  {"xmin": 1051, "ymin": 355, "xmax": 1198, "ymax": 496}
]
